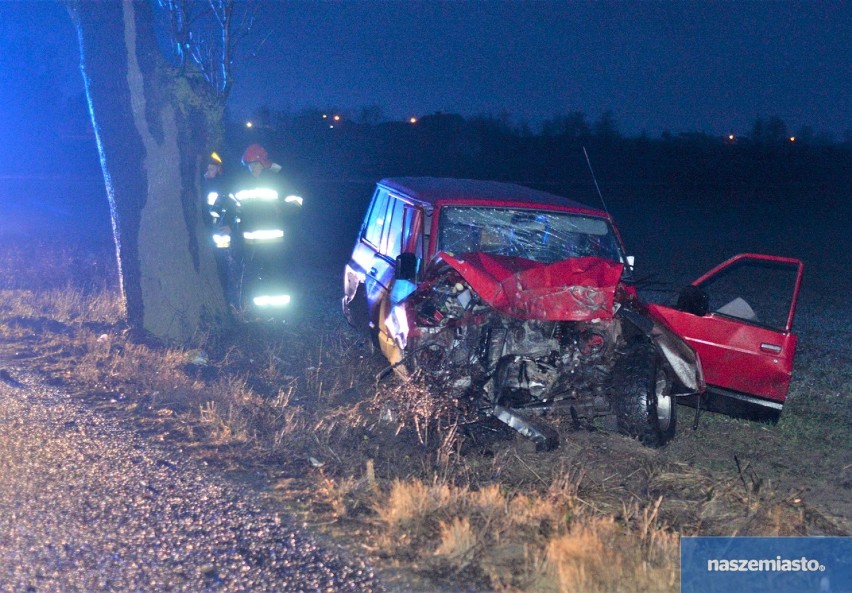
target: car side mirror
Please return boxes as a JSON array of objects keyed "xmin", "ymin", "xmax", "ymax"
[
  {"xmin": 677, "ymin": 285, "xmax": 709, "ymax": 316},
  {"xmin": 396, "ymin": 252, "xmax": 418, "ymax": 282}
]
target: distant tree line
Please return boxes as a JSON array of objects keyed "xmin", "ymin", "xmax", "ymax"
[{"xmin": 222, "ymin": 107, "xmax": 851, "ymax": 201}]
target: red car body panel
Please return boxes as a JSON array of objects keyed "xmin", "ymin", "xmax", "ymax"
[
  {"xmin": 438, "ymin": 252, "xmax": 624, "ymax": 321},
  {"xmin": 648, "ymin": 304, "xmax": 798, "ymax": 403},
  {"xmin": 648, "ymin": 254, "xmax": 804, "ymax": 405}
]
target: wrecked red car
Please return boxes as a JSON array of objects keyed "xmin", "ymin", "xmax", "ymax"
[{"xmin": 343, "ymin": 178, "xmax": 803, "ymax": 448}]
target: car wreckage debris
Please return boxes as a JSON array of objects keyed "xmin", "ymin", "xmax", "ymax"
[{"xmin": 492, "ymin": 405, "xmax": 560, "ymax": 451}]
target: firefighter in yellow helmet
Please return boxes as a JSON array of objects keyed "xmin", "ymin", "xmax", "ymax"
[
  {"xmin": 201, "ymin": 151, "xmax": 240, "ymax": 306},
  {"xmin": 202, "ymin": 151, "xmax": 224, "ymax": 227}
]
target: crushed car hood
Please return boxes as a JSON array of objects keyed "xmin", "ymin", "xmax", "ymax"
[{"xmin": 437, "ymin": 252, "xmax": 624, "ymax": 321}]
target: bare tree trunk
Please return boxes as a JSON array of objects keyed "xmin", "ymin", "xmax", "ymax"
[{"xmin": 68, "ymin": 0, "xmax": 227, "ymax": 343}]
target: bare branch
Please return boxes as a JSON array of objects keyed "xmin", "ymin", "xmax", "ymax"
[{"xmin": 152, "ymin": 0, "xmax": 261, "ymax": 103}]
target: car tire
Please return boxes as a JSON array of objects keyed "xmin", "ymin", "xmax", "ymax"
[{"xmin": 612, "ymin": 342, "xmax": 676, "ymax": 447}]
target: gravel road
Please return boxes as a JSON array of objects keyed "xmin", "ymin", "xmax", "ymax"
[{"xmin": 0, "ymin": 368, "xmax": 384, "ymax": 593}]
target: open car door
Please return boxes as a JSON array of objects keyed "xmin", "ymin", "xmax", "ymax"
[{"xmin": 648, "ymin": 254, "xmax": 804, "ymax": 417}]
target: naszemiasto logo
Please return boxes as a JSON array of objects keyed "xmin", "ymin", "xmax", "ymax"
[{"xmin": 707, "ymin": 556, "xmax": 826, "ymax": 572}]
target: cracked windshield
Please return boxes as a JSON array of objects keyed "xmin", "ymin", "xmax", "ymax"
[{"xmin": 438, "ymin": 207, "xmax": 624, "ymax": 263}]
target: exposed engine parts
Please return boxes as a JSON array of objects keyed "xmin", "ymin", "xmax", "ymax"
[{"xmin": 390, "ymin": 262, "xmax": 690, "ymax": 449}]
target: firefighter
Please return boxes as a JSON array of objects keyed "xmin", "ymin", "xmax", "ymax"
[
  {"xmin": 200, "ymin": 151, "xmax": 241, "ymax": 307},
  {"xmin": 231, "ymin": 144, "xmax": 302, "ymax": 315},
  {"xmin": 202, "ymin": 151, "xmax": 225, "ymax": 227}
]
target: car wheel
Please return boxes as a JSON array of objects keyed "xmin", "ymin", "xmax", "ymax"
[{"xmin": 612, "ymin": 342, "xmax": 677, "ymax": 447}]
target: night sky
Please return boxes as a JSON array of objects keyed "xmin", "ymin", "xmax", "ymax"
[
  {"xmin": 1, "ymin": 0, "xmax": 850, "ymax": 151},
  {"xmin": 234, "ymin": 1, "xmax": 852, "ymax": 137}
]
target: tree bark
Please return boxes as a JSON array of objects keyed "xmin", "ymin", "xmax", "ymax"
[{"xmin": 68, "ymin": 0, "xmax": 227, "ymax": 343}]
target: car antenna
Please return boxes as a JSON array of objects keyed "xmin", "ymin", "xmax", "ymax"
[{"xmin": 583, "ymin": 146, "xmax": 610, "ymax": 216}]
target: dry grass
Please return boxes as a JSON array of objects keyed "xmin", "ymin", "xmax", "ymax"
[
  {"xmin": 0, "ymin": 286, "xmax": 123, "ymax": 326},
  {"xmin": 200, "ymin": 377, "xmax": 310, "ymax": 451},
  {"xmin": 370, "ymin": 475, "xmax": 678, "ymax": 592}
]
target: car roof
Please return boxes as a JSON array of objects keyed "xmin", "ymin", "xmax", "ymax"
[{"xmin": 378, "ymin": 177, "xmax": 606, "ymax": 216}]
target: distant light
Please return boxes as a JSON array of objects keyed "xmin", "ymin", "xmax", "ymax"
[
  {"xmin": 333, "ymin": 115, "xmax": 341, "ymax": 121},
  {"xmin": 284, "ymin": 195, "xmax": 303, "ymax": 206},
  {"xmin": 329, "ymin": 125, "xmax": 334, "ymax": 129},
  {"xmin": 409, "ymin": 117, "xmax": 418, "ymax": 124},
  {"xmin": 322, "ymin": 114, "xmax": 328, "ymax": 119},
  {"xmin": 728, "ymin": 134, "xmax": 735, "ymax": 141},
  {"xmin": 789, "ymin": 136, "xmax": 796, "ymax": 142},
  {"xmin": 246, "ymin": 121, "xmax": 253, "ymax": 128}
]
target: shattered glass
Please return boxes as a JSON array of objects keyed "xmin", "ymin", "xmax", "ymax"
[{"xmin": 438, "ymin": 207, "xmax": 624, "ymax": 264}]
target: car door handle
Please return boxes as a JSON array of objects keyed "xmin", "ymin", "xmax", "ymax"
[{"xmin": 760, "ymin": 343, "xmax": 782, "ymax": 354}]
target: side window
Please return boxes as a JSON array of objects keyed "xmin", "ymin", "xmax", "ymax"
[
  {"xmin": 698, "ymin": 258, "xmax": 800, "ymax": 331},
  {"xmin": 363, "ymin": 189, "xmax": 389, "ymax": 248},
  {"xmin": 382, "ymin": 197, "xmax": 405, "ymax": 259},
  {"xmin": 401, "ymin": 207, "xmax": 422, "ymax": 258}
]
